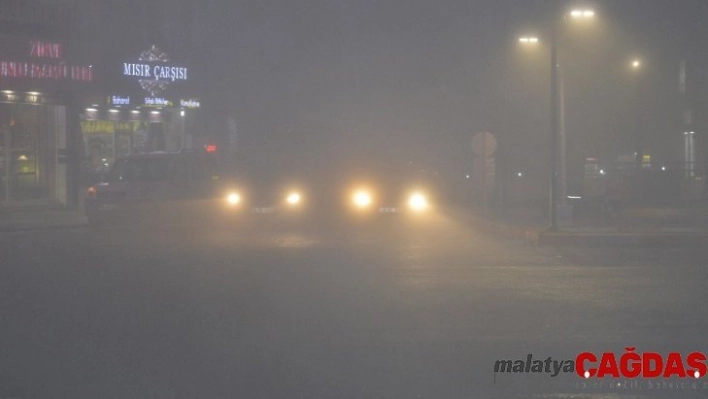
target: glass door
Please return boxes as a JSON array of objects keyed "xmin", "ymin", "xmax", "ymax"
[{"xmin": 0, "ymin": 103, "xmax": 51, "ymax": 203}]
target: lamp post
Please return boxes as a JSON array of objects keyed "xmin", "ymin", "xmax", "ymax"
[
  {"xmin": 549, "ymin": 30, "xmax": 560, "ymax": 231},
  {"xmin": 519, "ymin": 8, "xmax": 594, "ymax": 232},
  {"xmin": 629, "ymin": 58, "xmax": 643, "ymax": 170}
]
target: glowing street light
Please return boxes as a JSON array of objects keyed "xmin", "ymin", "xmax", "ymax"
[
  {"xmin": 629, "ymin": 57, "xmax": 645, "ymax": 168},
  {"xmin": 519, "ymin": 36, "xmax": 540, "ymax": 44},
  {"xmin": 570, "ymin": 9, "xmax": 595, "ymax": 18},
  {"xmin": 518, "ymin": 8, "xmax": 597, "ymax": 231}
]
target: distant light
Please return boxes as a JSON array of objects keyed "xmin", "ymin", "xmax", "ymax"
[
  {"xmin": 353, "ymin": 191, "xmax": 373, "ymax": 208},
  {"xmin": 519, "ymin": 36, "xmax": 539, "ymax": 44},
  {"xmin": 567, "ymin": 195, "xmax": 582, "ymax": 199},
  {"xmin": 2, "ymin": 90, "xmax": 14, "ymax": 94},
  {"xmin": 85, "ymin": 108, "xmax": 97, "ymax": 112},
  {"xmin": 517, "ymin": 172, "xmax": 523, "ymax": 177},
  {"xmin": 632, "ymin": 60, "xmax": 641, "ymax": 69},
  {"xmin": 408, "ymin": 193, "xmax": 428, "ymax": 211},
  {"xmin": 570, "ymin": 9, "xmax": 595, "ymax": 18},
  {"xmin": 17, "ymin": 154, "xmax": 28, "ymax": 161},
  {"xmin": 131, "ymin": 110, "xmax": 140, "ymax": 114},
  {"xmin": 180, "ymin": 109, "xmax": 185, "ymax": 117},
  {"xmin": 91, "ymin": 104, "xmax": 99, "ymax": 107},
  {"xmin": 226, "ymin": 192, "xmax": 241, "ymax": 205},
  {"xmin": 286, "ymin": 192, "xmax": 301, "ymax": 205},
  {"xmin": 109, "ymin": 109, "xmax": 119, "ymax": 113},
  {"xmin": 600, "ymin": 169, "xmax": 605, "ymax": 175},
  {"xmin": 27, "ymin": 91, "xmax": 40, "ymax": 95},
  {"xmin": 661, "ymin": 166, "xmax": 666, "ymax": 171},
  {"xmin": 151, "ymin": 110, "xmax": 160, "ymax": 115},
  {"xmin": 205, "ymin": 144, "xmax": 217, "ymax": 153},
  {"xmin": 466, "ymin": 175, "xmax": 470, "ymax": 179}
]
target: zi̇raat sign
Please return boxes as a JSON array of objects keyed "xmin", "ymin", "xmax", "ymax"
[{"xmin": 123, "ymin": 45, "xmax": 188, "ymax": 96}]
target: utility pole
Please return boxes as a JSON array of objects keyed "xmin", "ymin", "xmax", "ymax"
[{"xmin": 549, "ymin": 27, "xmax": 559, "ymax": 231}]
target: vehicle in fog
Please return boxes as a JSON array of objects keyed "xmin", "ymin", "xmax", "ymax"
[{"xmin": 84, "ymin": 150, "xmax": 233, "ymax": 226}]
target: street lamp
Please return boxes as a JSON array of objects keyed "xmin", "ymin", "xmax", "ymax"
[
  {"xmin": 520, "ymin": 8, "xmax": 595, "ymax": 231},
  {"xmin": 570, "ymin": 9, "xmax": 595, "ymax": 19},
  {"xmin": 519, "ymin": 36, "xmax": 540, "ymax": 44},
  {"xmin": 629, "ymin": 57, "xmax": 644, "ymax": 169}
]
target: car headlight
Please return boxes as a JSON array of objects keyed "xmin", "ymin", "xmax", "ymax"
[
  {"xmin": 286, "ymin": 192, "xmax": 301, "ymax": 205},
  {"xmin": 352, "ymin": 190, "xmax": 373, "ymax": 208},
  {"xmin": 407, "ymin": 192, "xmax": 428, "ymax": 211},
  {"xmin": 226, "ymin": 192, "xmax": 241, "ymax": 205}
]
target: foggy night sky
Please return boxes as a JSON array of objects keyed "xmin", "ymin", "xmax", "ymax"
[{"xmin": 195, "ymin": 0, "xmax": 708, "ymax": 178}]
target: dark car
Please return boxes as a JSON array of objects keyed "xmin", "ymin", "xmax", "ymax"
[{"xmin": 84, "ymin": 150, "xmax": 240, "ymax": 226}]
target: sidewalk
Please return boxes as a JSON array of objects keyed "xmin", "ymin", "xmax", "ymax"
[
  {"xmin": 449, "ymin": 204, "xmax": 708, "ymax": 247},
  {"xmin": 0, "ymin": 207, "xmax": 87, "ymax": 232},
  {"xmin": 525, "ymin": 227, "xmax": 708, "ymax": 247}
]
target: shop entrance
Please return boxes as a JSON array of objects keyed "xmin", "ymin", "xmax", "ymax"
[{"xmin": 0, "ymin": 103, "xmax": 55, "ymax": 204}]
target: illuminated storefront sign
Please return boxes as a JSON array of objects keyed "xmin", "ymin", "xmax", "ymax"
[
  {"xmin": 122, "ymin": 45, "xmax": 188, "ymax": 96},
  {"xmin": 123, "ymin": 63, "xmax": 187, "ymax": 81},
  {"xmin": 109, "ymin": 95, "xmax": 130, "ymax": 106},
  {"xmin": 0, "ymin": 40, "xmax": 93, "ymax": 82},
  {"xmin": 0, "ymin": 62, "xmax": 92, "ymax": 81},
  {"xmin": 30, "ymin": 40, "xmax": 62, "ymax": 59},
  {"xmin": 81, "ymin": 120, "xmax": 140, "ymax": 134},
  {"xmin": 144, "ymin": 97, "xmax": 172, "ymax": 107},
  {"xmin": 180, "ymin": 99, "xmax": 200, "ymax": 108}
]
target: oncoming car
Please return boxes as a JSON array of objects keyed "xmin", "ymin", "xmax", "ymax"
[
  {"xmin": 84, "ymin": 151, "xmax": 310, "ymax": 226},
  {"xmin": 221, "ymin": 184, "xmax": 309, "ymax": 217},
  {"xmin": 345, "ymin": 183, "xmax": 434, "ymax": 216},
  {"xmin": 84, "ymin": 150, "xmax": 236, "ymax": 226},
  {"xmin": 335, "ymin": 162, "xmax": 438, "ymax": 219}
]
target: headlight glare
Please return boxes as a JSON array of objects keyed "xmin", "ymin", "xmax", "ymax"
[
  {"xmin": 286, "ymin": 192, "xmax": 301, "ymax": 205},
  {"xmin": 408, "ymin": 192, "xmax": 428, "ymax": 211},
  {"xmin": 353, "ymin": 190, "xmax": 373, "ymax": 208},
  {"xmin": 226, "ymin": 192, "xmax": 241, "ymax": 205}
]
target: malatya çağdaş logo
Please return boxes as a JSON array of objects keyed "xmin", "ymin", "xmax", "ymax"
[{"xmin": 494, "ymin": 348, "xmax": 707, "ymax": 379}]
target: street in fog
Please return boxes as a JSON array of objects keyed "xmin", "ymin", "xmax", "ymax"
[{"xmin": 1, "ymin": 213, "xmax": 707, "ymax": 398}]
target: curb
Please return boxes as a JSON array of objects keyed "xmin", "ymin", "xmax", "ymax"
[
  {"xmin": 0, "ymin": 222, "xmax": 88, "ymax": 233},
  {"xmin": 444, "ymin": 207, "xmax": 542, "ymax": 240},
  {"xmin": 444, "ymin": 207, "xmax": 708, "ymax": 247},
  {"xmin": 525, "ymin": 230, "xmax": 708, "ymax": 247}
]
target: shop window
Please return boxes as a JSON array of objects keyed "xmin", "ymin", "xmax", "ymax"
[{"xmin": 0, "ymin": 103, "xmax": 53, "ymax": 203}]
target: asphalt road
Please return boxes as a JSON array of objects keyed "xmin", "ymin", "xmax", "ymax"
[{"xmin": 1, "ymin": 210, "xmax": 707, "ymax": 398}]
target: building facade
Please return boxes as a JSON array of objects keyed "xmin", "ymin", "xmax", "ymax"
[{"xmin": 0, "ymin": 0, "xmax": 203, "ymax": 209}]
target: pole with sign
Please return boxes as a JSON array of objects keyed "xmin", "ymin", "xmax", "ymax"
[{"xmin": 471, "ymin": 132, "xmax": 497, "ymax": 211}]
